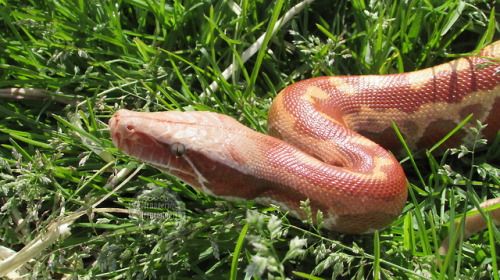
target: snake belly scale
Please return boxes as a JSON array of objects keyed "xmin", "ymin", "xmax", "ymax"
[{"xmin": 109, "ymin": 41, "xmax": 500, "ymax": 234}]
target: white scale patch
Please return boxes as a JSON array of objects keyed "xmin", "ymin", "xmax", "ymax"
[
  {"xmin": 301, "ymin": 86, "xmax": 330, "ymax": 103},
  {"xmin": 371, "ymin": 156, "xmax": 393, "ymax": 180},
  {"xmin": 349, "ymin": 136, "xmax": 378, "ymax": 148},
  {"xmin": 321, "ymin": 215, "xmax": 340, "ymax": 230},
  {"xmin": 328, "ymin": 77, "xmax": 356, "ymax": 95}
]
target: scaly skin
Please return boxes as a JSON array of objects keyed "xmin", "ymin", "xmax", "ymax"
[
  {"xmin": 109, "ymin": 41, "xmax": 500, "ymax": 237},
  {"xmin": 109, "ymin": 109, "xmax": 407, "ymax": 233}
]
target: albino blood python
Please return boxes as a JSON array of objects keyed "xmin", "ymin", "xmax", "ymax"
[{"xmin": 109, "ymin": 41, "xmax": 500, "ymax": 238}]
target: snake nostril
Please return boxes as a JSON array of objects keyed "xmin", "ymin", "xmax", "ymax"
[{"xmin": 126, "ymin": 125, "xmax": 135, "ymax": 131}]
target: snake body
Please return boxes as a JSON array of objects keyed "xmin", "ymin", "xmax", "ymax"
[{"xmin": 109, "ymin": 41, "xmax": 500, "ymax": 234}]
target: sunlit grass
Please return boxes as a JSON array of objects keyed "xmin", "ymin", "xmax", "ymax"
[{"xmin": 0, "ymin": 0, "xmax": 499, "ymax": 279}]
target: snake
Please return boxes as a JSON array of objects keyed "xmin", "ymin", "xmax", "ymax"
[{"xmin": 109, "ymin": 41, "xmax": 500, "ymax": 240}]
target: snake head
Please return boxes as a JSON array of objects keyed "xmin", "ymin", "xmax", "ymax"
[
  {"xmin": 108, "ymin": 109, "xmax": 267, "ymax": 198},
  {"xmin": 109, "ymin": 109, "xmax": 227, "ymax": 162}
]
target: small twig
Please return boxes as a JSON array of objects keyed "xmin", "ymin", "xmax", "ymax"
[
  {"xmin": 0, "ymin": 88, "xmax": 83, "ymax": 105},
  {"xmin": 205, "ymin": 0, "xmax": 316, "ymax": 96},
  {"xmin": 0, "ymin": 162, "xmax": 143, "ymax": 277}
]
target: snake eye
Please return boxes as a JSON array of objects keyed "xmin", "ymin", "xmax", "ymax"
[{"xmin": 170, "ymin": 143, "xmax": 186, "ymax": 158}]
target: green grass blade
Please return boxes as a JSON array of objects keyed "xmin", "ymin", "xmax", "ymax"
[{"xmin": 230, "ymin": 223, "xmax": 248, "ymax": 280}]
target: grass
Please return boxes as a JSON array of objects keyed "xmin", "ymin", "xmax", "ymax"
[{"xmin": 0, "ymin": 0, "xmax": 499, "ymax": 279}]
